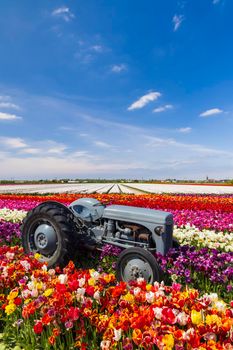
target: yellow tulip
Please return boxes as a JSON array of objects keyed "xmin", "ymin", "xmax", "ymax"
[
  {"xmin": 191, "ymin": 310, "xmax": 202, "ymax": 325},
  {"xmin": 162, "ymin": 334, "xmax": 174, "ymax": 349},
  {"xmin": 44, "ymin": 288, "xmax": 54, "ymax": 297},
  {"xmin": 5, "ymin": 303, "xmax": 16, "ymax": 315}
]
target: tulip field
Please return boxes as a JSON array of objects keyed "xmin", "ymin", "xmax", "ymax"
[{"xmin": 0, "ymin": 192, "xmax": 232, "ymax": 349}]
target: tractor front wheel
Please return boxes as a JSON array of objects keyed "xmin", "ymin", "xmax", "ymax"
[
  {"xmin": 116, "ymin": 247, "xmax": 163, "ymax": 284},
  {"xmin": 21, "ymin": 203, "xmax": 77, "ymax": 268}
]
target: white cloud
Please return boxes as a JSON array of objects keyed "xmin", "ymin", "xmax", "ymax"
[
  {"xmin": 0, "ymin": 137, "xmax": 27, "ymax": 148},
  {"xmin": 0, "ymin": 155, "xmax": 142, "ymax": 179},
  {"xmin": 128, "ymin": 91, "xmax": 161, "ymax": 111},
  {"xmin": 0, "ymin": 112, "xmax": 22, "ymax": 121},
  {"xmin": 199, "ymin": 108, "xmax": 223, "ymax": 117},
  {"xmin": 146, "ymin": 136, "xmax": 177, "ymax": 147},
  {"xmin": 0, "ymin": 137, "xmax": 68, "ymax": 155},
  {"xmin": 172, "ymin": 14, "xmax": 184, "ymax": 31},
  {"xmin": 94, "ymin": 141, "xmax": 111, "ymax": 148},
  {"xmin": 74, "ymin": 39, "xmax": 106, "ymax": 64},
  {"xmin": 51, "ymin": 7, "xmax": 75, "ymax": 22},
  {"xmin": 72, "ymin": 151, "xmax": 89, "ymax": 157},
  {"xmin": 146, "ymin": 135, "xmax": 232, "ymax": 157},
  {"xmin": 90, "ymin": 45, "xmax": 103, "ymax": 53},
  {"xmin": 1, "ymin": 91, "xmax": 232, "ymax": 179},
  {"xmin": 46, "ymin": 141, "xmax": 67, "ymax": 154},
  {"xmin": 20, "ymin": 148, "xmax": 41, "ymax": 154},
  {"xmin": 111, "ymin": 64, "xmax": 127, "ymax": 73},
  {"xmin": 75, "ymin": 43, "xmax": 104, "ymax": 64},
  {"xmin": 0, "ymin": 95, "xmax": 11, "ymax": 101},
  {"xmin": 153, "ymin": 104, "xmax": 173, "ymax": 113},
  {"xmin": 0, "ymin": 102, "xmax": 20, "ymax": 110},
  {"xmin": 177, "ymin": 127, "xmax": 192, "ymax": 133}
]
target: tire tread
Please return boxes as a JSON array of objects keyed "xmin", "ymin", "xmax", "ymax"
[{"xmin": 21, "ymin": 203, "xmax": 77, "ymax": 268}]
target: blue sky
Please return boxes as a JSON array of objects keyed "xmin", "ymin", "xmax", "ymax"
[{"xmin": 0, "ymin": 0, "xmax": 233, "ymax": 180}]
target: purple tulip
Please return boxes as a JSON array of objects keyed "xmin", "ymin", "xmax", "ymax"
[
  {"xmin": 155, "ymin": 246, "xmax": 233, "ymax": 300},
  {"xmin": 0, "ymin": 221, "xmax": 21, "ymax": 243}
]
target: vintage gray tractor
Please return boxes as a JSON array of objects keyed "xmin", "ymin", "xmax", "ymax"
[{"xmin": 21, "ymin": 198, "xmax": 174, "ymax": 284}]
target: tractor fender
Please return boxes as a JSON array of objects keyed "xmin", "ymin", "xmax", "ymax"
[
  {"xmin": 34, "ymin": 200, "xmax": 73, "ymax": 214},
  {"xmin": 31, "ymin": 200, "xmax": 85, "ymax": 229}
]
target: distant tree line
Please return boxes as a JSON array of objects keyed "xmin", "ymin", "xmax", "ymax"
[{"xmin": 0, "ymin": 178, "xmax": 233, "ymax": 185}]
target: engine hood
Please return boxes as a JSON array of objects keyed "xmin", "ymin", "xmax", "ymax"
[{"xmin": 103, "ymin": 205, "xmax": 173, "ymax": 225}]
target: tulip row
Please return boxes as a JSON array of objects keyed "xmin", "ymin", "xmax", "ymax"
[
  {"xmin": 155, "ymin": 246, "xmax": 233, "ymax": 302},
  {"xmin": 1, "ymin": 197, "xmax": 233, "ymax": 232},
  {"xmin": 1, "ymin": 245, "xmax": 233, "ymax": 350},
  {"xmin": 0, "ymin": 208, "xmax": 27, "ymax": 223},
  {"xmin": 172, "ymin": 209, "xmax": 233, "ymax": 232},
  {"xmin": 0, "ymin": 192, "xmax": 233, "ymax": 212},
  {"xmin": 173, "ymin": 225, "xmax": 233, "ymax": 252}
]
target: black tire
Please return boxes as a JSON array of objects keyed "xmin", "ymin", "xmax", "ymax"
[
  {"xmin": 116, "ymin": 247, "xmax": 163, "ymax": 284},
  {"xmin": 172, "ymin": 238, "xmax": 180, "ymax": 249},
  {"xmin": 21, "ymin": 203, "xmax": 77, "ymax": 268}
]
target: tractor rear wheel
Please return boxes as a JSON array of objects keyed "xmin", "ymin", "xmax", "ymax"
[
  {"xmin": 116, "ymin": 247, "xmax": 163, "ymax": 284},
  {"xmin": 21, "ymin": 203, "xmax": 77, "ymax": 268},
  {"xmin": 172, "ymin": 238, "xmax": 180, "ymax": 249}
]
